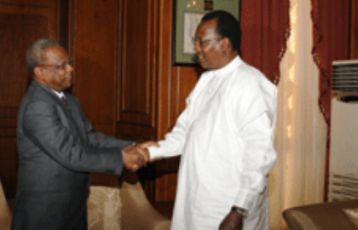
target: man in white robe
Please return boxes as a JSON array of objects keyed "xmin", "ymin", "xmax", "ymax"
[{"xmin": 145, "ymin": 10, "xmax": 277, "ymax": 230}]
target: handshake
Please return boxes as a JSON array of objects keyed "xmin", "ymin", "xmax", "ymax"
[{"xmin": 121, "ymin": 141, "xmax": 157, "ymax": 172}]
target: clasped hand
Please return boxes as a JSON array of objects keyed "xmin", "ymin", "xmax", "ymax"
[{"xmin": 122, "ymin": 141, "xmax": 157, "ymax": 172}]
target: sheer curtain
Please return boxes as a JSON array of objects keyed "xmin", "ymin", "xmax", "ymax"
[
  {"xmin": 269, "ymin": 0, "xmax": 327, "ymax": 228},
  {"xmin": 240, "ymin": 0, "xmax": 350, "ymax": 228}
]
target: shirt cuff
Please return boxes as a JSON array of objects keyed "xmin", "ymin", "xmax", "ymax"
[
  {"xmin": 147, "ymin": 146, "xmax": 164, "ymax": 160},
  {"xmin": 234, "ymin": 186, "xmax": 267, "ymax": 211}
]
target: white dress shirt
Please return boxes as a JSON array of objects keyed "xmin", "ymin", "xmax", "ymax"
[{"xmin": 149, "ymin": 56, "xmax": 277, "ymax": 230}]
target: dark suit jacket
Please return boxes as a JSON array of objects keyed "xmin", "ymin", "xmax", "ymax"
[{"xmin": 12, "ymin": 81, "xmax": 132, "ymax": 230}]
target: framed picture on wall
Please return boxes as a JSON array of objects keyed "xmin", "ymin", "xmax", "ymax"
[{"xmin": 173, "ymin": 0, "xmax": 240, "ymax": 65}]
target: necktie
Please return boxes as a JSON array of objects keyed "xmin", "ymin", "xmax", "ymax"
[{"xmin": 61, "ymin": 96, "xmax": 68, "ymax": 107}]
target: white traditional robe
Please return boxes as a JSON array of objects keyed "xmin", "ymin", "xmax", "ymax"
[{"xmin": 148, "ymin": 56, "xmax": 277, "ymax": 230}]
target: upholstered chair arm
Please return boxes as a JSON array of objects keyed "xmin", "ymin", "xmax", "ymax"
[{"xmin": 120, "ymin": 179, "xmax": 171, "ymax": 230}]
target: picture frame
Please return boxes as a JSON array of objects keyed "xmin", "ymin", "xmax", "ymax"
[{"xmin": 173, "ymin": 0, "xmax": 240, "ymax": 65}]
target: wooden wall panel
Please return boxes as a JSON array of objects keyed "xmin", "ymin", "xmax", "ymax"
[
  {"xmin": 69, "ymin": 0, "xmax": 119, "ymax": 135},
  {"xmin": 149, "ymin": 0, "xmax": 199, "ymax": 202},
  {"xmin": 0, "ymin": 0, "xmax": 63, "ymax": 199},
  {"xmin": 68, "ymin": 0, "xmax": 125, "ymax": 186},
  {"xmin": 116, "ymin": 0, "xmax": 159, "ymax": 141},
  {"xmin": 120, "ymin": 1, "xmax": 156, "ymax": 120},
  {"xmin": 154, "ymin": 67, "xmax": 198, "ymax": 202},
  {"xmin": 116, "ymin": 0, "xmax": 199, "ymax": 202},
  {"xmin": 351, "ymin": 0, "xmax": 358, "ymax": 58},
  {"xmin": 0, "ymin": 1, "xmax": 60, "ymax": 38},
  {"xmin": 0, "ymin": 14, "xmax": 47, "ymax": 106},
  {"xmin": 0, "ymin": 138, "xmax": 17, "ymax": 198},
  {"xmin": 155, "ymin": 0, "xmax": 198, "ymax": 147}
]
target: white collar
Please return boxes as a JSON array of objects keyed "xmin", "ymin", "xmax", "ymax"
[
  {"xmin": 52, "ymin": 90, "xmax": 65, "ymax": 98},
  {"xmin": 211, "ymin": 55, "xmax": 242, "ymax": 76}
]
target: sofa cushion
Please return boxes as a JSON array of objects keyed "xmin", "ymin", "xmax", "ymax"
[{"xmin": 87, "ymin": 185, "xmax": 122, "ymax": 230}]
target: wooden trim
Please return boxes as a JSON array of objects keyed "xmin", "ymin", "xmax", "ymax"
[{"xmin": 351, "ymin": 0, "xmax": 358, "ymax": 58}]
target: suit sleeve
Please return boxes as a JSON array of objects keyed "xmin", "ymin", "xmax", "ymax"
[
  {"xmin": 71, "ymin": 96, "xmax": 133, "ymax": 149},
  {"xmin": 23, "ymin": 101, "xmax": 124, "ymax": 175},
  {"xmin": 83, "ymin": 116, "xmax": 133, "ymax": 149}
]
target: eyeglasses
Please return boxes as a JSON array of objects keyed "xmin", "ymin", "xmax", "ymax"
[
  {"xmin": 38, "ymin": 59, "xmax": 73, "ymax": 71},
  {"xmin": 192, "ymin": 36, "xmax": 222, "ymax": 48}
]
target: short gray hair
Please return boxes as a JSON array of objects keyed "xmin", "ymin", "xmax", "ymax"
[{"xmin": 26, "ymin": 38, "xmax": 61, "ymax": 76}]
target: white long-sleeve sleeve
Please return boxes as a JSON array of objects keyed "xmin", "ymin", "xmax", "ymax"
[
  {"xmin": 148, "ymin": 107, "xmax": 189, "ymax": 159},
  {"xmin": 230, "ymin": 75, "xmax": 277, "ymax": 211},
  {"xmin": 148, "ymin": 71, "xmax": 214, "ymax": 160}
]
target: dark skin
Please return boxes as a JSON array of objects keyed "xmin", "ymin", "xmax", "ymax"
[
  {"xmin": 193, "ymin": 18, "xmax": 237, "ymax": 70},
  {"xmin": 219, "ymin": 211, "xmax": 244, "ymax": 230}
]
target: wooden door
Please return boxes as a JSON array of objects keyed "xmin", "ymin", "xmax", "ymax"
[
  {"xmin": 116, "ymin": 0, "xmax": 159, "ymax": 141},
  {"xmin": 0, "ymin": 0, "xmax": 66, "ymax": 199}
]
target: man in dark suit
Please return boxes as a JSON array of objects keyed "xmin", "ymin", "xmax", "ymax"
[{"xmin": 11, "ymin": 38, "xmax": 147, "ymax": 230}]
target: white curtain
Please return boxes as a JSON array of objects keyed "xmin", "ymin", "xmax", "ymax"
[{"xmin": 269, "ymin": 0, "xmax": 328, "ymax": 229}]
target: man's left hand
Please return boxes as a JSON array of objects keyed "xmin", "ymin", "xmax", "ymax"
[{"xmin": 219, "ymin": 211, "xmax": 243, "ymax": 230}]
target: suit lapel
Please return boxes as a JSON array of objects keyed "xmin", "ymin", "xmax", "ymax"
[{"xmin": 31, "ymin": 81, "xmax": 88, "ymax": 144}]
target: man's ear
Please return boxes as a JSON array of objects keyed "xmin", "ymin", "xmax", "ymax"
[
  {"xmin": 34, "ymin": 66, "xmax": 41, "ymax": 77},
  {"xmin": 220, "ymin": 37, "xmax": 231, "ymax": 54},
  {"xmin": 33, "ymin": 66, "xmax": 45, "ymax": 82}
]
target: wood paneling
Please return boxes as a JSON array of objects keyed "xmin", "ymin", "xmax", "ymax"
[
  {"xmin": 116, "ymin": 0, "xmax": 199, "ymax": 202},
  {"xmin": 68, "ymin": 0, "xmax": 124, "ymax": 187},
  {"xmin": 116, "ymin": 0, "xmax": 159, "ymax": 140},
  {"xmin": 0, "ymin": 138, "xmax": 17, "ymax": 198},
  {"xmin": 0, "ymin": 0, "xmax": 63, "ymax": 199},
  {"xmin": 69, "ymin": 0, "xmax": 119, "ymax": 135},
  {"xmin": 120, "ymin": 0, "xmax": 157, "ymax": 120},
  {"xmin": 0, "ymin": 0, "xmax": 214, "ymax": 205},
  {"xmin": 153, "ymin": 0, "xmax": 199, "ymax": 202},
  {"xmin": 0, "ymin": 106, "xmax": 17, "ymax": 195},
  {"xmin": 116, "ymin": 0, "xmax": 161, "ymax": 201},
  {"xmin": 351, "ymin": 0, "xmax": 358, "ymax": 58},
  {"xmin": 0, "ymin": 14, "xmax": 47, "ymax": 106}
]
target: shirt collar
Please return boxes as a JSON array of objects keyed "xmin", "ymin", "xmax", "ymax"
[
  {"xmin": 211, "ymin": 55, "xmax": 242, "ymax": 76},
  {"xmin": 52, "ymin": 90, "xmax": 65, "ymax": 99}
]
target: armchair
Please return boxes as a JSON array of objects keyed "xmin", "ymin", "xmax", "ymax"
[
  {"xmin": 88, "ymin": 172, "xmax": 171, "ymax": 230},
  {"xmin": 283, "ymin": 199, "xmax": 358, "ymax": 230},
  {"xmin": 1, "ymin": 173, "xmax": 170, "ymax": 230},
  {"xmin": 0, "ymin": 179, "xmax": 12, "ymax": 230}
]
